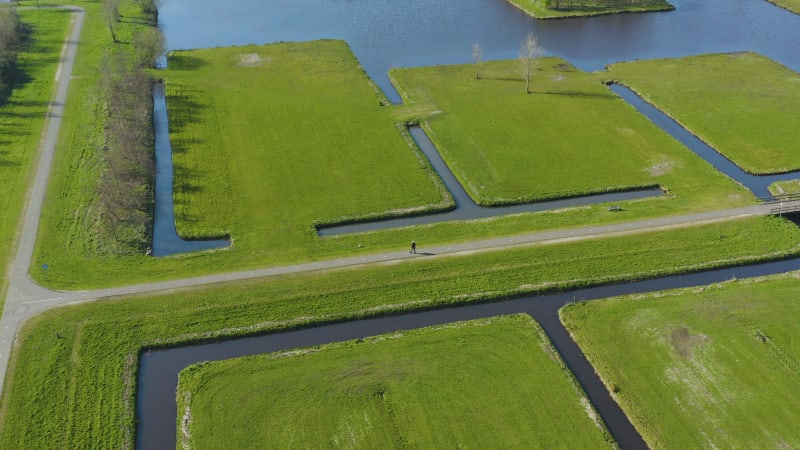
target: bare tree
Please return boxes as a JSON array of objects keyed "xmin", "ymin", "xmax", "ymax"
[
  {"xmin": 518, "ymin": 32, "xmax": 542, "ymax": 94},
  {"xmin": 472, "ymin": 43, "xmax": 483, "ymax": 80},
  {"xmin": 133, "ymin": 27, "xmax": 165, "ymax": 68},
  {"xmin": 103, "ymin": 0, "xmax": 120, "ymax": 43}
]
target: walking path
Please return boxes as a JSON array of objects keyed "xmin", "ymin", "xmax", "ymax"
[{"xmin": 2, "ymin": 5, "xmax": 800, "ymax": 443}]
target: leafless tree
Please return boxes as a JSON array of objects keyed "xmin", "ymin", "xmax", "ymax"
[
  {"xmin": 472, "ymin": 42, "xmax": 483, "ymax": 80},
  {"xmin": 133, "ymin": 27, "xmax": 165, "ymax": 68},
  {"xmin": 518, "ymin": 32, "xmax": 542, "ymax": 94},
  {"xmin": 103, "ymin": 0, "xmax": 120, "ymax": 43}
]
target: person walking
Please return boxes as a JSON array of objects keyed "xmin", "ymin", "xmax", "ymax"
[{"xmin": 410, "ymin": 241, "xmax": 416, "ymax": 254}]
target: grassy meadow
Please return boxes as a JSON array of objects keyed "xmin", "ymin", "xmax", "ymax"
[
  {"xmin": 165, "ymin": 41, "xmax": 449, "ymax": 242},
  {"xmin": 607, "ymin": 52, "xmax": 800, "ymax": 174},
  {"xmin": 0, "ymin": 8, "xmax": 70, "ymax": 303},
  {"xmin": 505, "ymin": 0, "xmax": 673, "ymax": 19},
  {"xmin": 30, "ymin": 36, "xmax": 756, "ymax": 289},
  {"xmin": 561, "ymin": 272, "xmax": 800, "ymax": 448},
  {"xmin": 178, "ymin": 315, "xmax": 612, "ymax": 449},
  {"xmin": 390, "ymin": 58, "xmax": 748, "ymax": 206},
  {"xmin": 3, "ymin": 216, "xmax": 799, "ymax": 448}
]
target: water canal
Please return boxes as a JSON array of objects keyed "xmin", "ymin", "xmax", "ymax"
[
  {"xmin": 318, "ymin": 127, "xmax": 663, "ymax": 235},
  {"xmin": 141, "ymin": 0, "xmax": 800, "ymax": 446},
  {"xmin": 152, "ymin": 84, "xmax": 230, "ymax": 256},
  {"xmin": 137, "ymin": 255, "xmax": 800, "ymax": 449}
]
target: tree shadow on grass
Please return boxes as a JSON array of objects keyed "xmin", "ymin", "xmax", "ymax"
[
  {"xmin": 164, "ymin": 85, "xmax": 209, "ymax": 143},
  {"xmin": 172, "ymin": 163, "xmax": 205, "ymax": 196},
  {"xmin": 0, "ymin": 150, "xmax": 20, "ymax": 167},
  {"xmin": 167, "ymin": 54, "xmax": 208, "ymax": 71}
]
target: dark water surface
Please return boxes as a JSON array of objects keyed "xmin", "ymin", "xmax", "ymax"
[{"xmin": 159, "ymin": 0, "xmax": 800, "ymax": 103}]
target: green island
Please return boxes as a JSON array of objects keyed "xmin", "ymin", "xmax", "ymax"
[
  {"xmin": 606, "ymin": 52, "xmax": 800, "ymax": 175},
  {"xmin": 766, "ymin": 0, "xmax": 800, "ymax": 14},
  {"xmin": 505, "ymin": 0, "xmax": 674, "ymax": 19},
  {"xmin": 0, "ymin": 8, "xmax": 70, "ymax": 302},
  {"xmin": 177, "ymin": 315, "xmax": 612, "ymax": 449},
  {"xmin": 560, "ymin": 271, "xmax": 800, "ymax": 448},
  {"xmin": 3, "ymin": 216, "xmax": 798, "ymax": 448}
]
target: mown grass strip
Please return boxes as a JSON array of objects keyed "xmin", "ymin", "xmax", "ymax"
[
  {"xmin": 606, "ymin": 52, "xmax": 800, "ymax": 174},
  {"xmin": 2, "ymin": 216, "xmax": 799, "ymax": 448},
  {"xmin": 560, "ymin": 271, "xmax": 800, "ymax": 448},
  {"xmin": 178, "ymin": 315, "xmax": 612, "ymax": 449}
]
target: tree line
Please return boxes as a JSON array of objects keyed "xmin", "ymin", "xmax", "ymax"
[
  {"xmin": 0, "ymin": 6, "xmax": 21, "ymax": 99},
  {"xmin": 549, "ymin": 0, "xmax": 659, "ymax": 9},
  {"xmin": 95, "ymin": 0, "xmax": 164, "ymax": 254}
]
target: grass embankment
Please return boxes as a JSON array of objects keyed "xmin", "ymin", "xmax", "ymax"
[
  {"xmin": 391, "ymin": 58, "xmax": 749, "ymax": 206},
  {"xmin": 2, "ymin": 215, "xmax": 799, "ymax": 448},
  {"xmin": 177, "ymin": 315, "xmax": 613, "ymax": 449},
  {"xmin": 769, "ymin": 179, "xmax": 800, "ymax": 196},
  {"xmin": 607, "ymin": 52, "xmax": 800, "ymax": 174},
  {"xmin": 505, "ymin": 0, "xmax": 673, "ymax": 19},
  {"xmin": 561, "ymin": 272, "xmax": 800, "ymax": 448},
  {"xmin": 0, "ymin": 8, "xmax": 70, "ymax": 304},
  {"xmin": 765, "ymin": 0, "xmax": 800, "ymax": 14}
]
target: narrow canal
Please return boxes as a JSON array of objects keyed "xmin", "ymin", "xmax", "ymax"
[{"xmin": 137, "ymin": 255, "xmax": 800, "ymax": 449}]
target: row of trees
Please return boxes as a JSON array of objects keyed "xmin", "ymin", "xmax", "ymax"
[
  {"xmin": 549, "ymin": 0, "xmax": 658, "ymax": 9},
  {"xmin": 472, "ymin": 32, "xmax": 543, "ymax": 94},
  {"xmin": 97, "ymin": 55, "xmax": 154, "ymax": 252},
  {"xmin": 0, "ymin": 7, "xmax": 21, "ymax": 98},
  {"xmin": 95, "ymin": 0, "xmax": 164, "ymax": 254}
]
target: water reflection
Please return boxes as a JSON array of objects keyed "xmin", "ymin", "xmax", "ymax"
[{"xmin": 152, "ymin": 83, "xmax": 230, "ymax": 256}]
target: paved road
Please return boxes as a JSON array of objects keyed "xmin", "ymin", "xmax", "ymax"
[
  {"xmin": 2, "ymin": 3, "xmax": 800, "ymax": 417},
  {"xmin": 0, "ymin": 5, "xmax": 84, "ymax": 393}
]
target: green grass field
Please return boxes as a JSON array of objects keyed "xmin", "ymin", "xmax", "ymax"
[
  {"xmin": 30, "ymin": 35, "xmax": 756, "ymax": 289},
  {"xmin": 390, "ymin": 58, "xmax": 748, "ymax": 206},
  {"xmin": 178, "ymin": 315, "xmax": 612, "ymax": 449},
  {"xmin": 560, "ymin": 272, "xmax": 800, "ymax": 448},
  {"xmin": 2, "ymin": 216, "xmax": 797, "ymax": 448},
  {"xmin": 504, "ymin": 0, "xmax": 673, "ymax": 19},
  {"xmin": 607, "ymin": 52, "xmax": 800, "ymax": 175},
  {"xmin": 0, "ymin": 8, "xmax": 70, "ymax": 304},
  {"xmin": 165, "ymin": 41, "xmax": 449, "ymax": 242}
]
